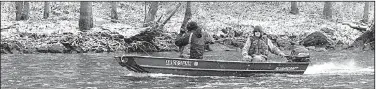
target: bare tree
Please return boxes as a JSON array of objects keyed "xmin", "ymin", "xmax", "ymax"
[
  {"xmin": 79, "ymin": 2, "xmax": 93, "ymax": 31},
  {"xmin": 290, "ymin": 1, "xmax": 299, "ymax": 14},
  {"xmin": 23, "ymin": 2, "xmax": 30, "ymax": 20},
  {"xmin": 144, "ymin": 2, "xmax": 159, "ymax": 23},
  {"xmin": 15, "ymin": 1, "xmax": 29, "ymax": 21},
  {"xmin": 323, "ymin": 2, "xmax": 333, "ymax": 19},
  {"xmin": 15, "ymin": 2, "xmax": 23, "ymax": 20},
  {"xmin": 180, "ymin": 2, "xmax": 192, "ymax": 31},
  {"xmin": 161, "ymin": 3, "xmax": 181, "ymax": 27},
  {"xmin": 110, "ymin": 2, "xmax": 118, "ymax": 20},
  {"xmin": 43, "ymin": 2, "xmax": 50, "ymax": 19},
  {"xmin": 362, "ymin": 2, "xmax": 370, "ymax": 23}
]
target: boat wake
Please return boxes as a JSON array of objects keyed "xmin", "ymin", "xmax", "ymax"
[{"xmin": 304, "ymin": 59, "xmax": 374, "ymax": 75}]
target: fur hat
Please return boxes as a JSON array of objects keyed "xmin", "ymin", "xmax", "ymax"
[
  {"xmin": 187, "ymin": 21, "xmax": 199, "ymax": 31},
  {"xmin": 253, "ymin": 25, "xmax": 263, "ymax": 33}
]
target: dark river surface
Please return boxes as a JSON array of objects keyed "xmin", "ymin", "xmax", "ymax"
[{"xmin": 1, "ymin": 49, "xmax": 374, "ymax": 88}]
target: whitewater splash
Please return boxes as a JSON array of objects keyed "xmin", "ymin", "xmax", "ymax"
[{"xmin": 304, "ymin": 59, "xmax": 374, "ymax": 74}]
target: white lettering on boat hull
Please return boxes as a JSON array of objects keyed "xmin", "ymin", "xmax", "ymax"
[{"xmin": 166, "ymin": 60, "xmax": 192, "ymax": 66}]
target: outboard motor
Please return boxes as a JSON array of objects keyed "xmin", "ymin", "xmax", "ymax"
[{"xmin": 286, "ymin": 47, "xmax": 311, "ymax": 62}]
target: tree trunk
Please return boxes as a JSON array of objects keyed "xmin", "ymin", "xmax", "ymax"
[
  {"xmin": 362, "ymin": 2, "xmax": 370, "ymax": 23},
  {"xmin": 144, "ymin": 2, "xmax": 159, "ymax": 23},
  {"xmin": 79, "ymin": 2, "xmax": 93, "ymax": 31},
  {"xmin": 161, "ymin": 3, "xmax": 181, "ymax": 27},
  {"xmin": 180, "ymin": 2, "xmax": 192, "ymax": 32},
  {"xmin": 43, "ymin": 2, "xmax": 50, "ymax": 19},
  {"xmin": 15, "ymin": 2, "xmax": 24, "ymax": 21},
  {"xmin": 144, "ymin": 2, "xmax": 147, "ymax": 23},
  {"xmin": 21, "ymin": 2, "xmax": 30, "ymax": 20},
  {"xmin": 110, "ymin": 2, "xmax": 118, "ymax": 20},
  {"xmin": 323, "ymin": 2, "xmax": 332, "ymax": 19},
  {"xmin": 290, "ymin": 1, "xmax": 299, "ymax": 14},
  {"xmin": 15, "ymin": 1, "xmax": 30, "ymax": 21}
]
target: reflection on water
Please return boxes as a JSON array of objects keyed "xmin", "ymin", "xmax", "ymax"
[{"xmin": 1, "ymin": 50, "xmax": 374, "ymax": 88}]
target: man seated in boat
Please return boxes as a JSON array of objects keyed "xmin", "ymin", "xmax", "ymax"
[
  {"xmin": 175, "ymin": 21, "xmax": 214, "ymax": 59},
  {"xmin": 242, "ymin": 25, "xmax": 287, "ymax": 62}
]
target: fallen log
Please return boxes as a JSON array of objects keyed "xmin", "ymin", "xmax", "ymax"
[
  {"xmin": 348, "ymin": 24, "xmax": 375, "ymax": 50},
  {"xmin": 341, "ymin": 22, "xmax": 369, "ymax": 32}
]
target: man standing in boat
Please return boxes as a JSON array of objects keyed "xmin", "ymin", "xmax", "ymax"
[
  {"xmin": 175, "ymin": 21, "xmax": 214, "ymax": 59},
  {"xmin": 242, "ymin": 25, "xmax": 287, "ymax": 62}
]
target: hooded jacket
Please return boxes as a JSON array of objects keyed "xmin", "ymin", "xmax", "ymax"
[
  {"xmin": 242, "ymin": 26, "xmax": 285, "ymax": 57},
  {"xmin": 176, "ymin": 22, "xmax": 213, "ymax": 59}
]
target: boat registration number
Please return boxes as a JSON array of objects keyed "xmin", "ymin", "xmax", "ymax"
[
  {"xmin": 166, "ymin": 60, "xmax": 198, "ymax": 66},
  {"xmin": 275, "ymin": 67, "xmax": 299, "ymax": 70}
]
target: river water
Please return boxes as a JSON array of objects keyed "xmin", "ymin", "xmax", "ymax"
[{"xmin": 1, "ymin": 50, "xmax": 374, "ymax": 88}]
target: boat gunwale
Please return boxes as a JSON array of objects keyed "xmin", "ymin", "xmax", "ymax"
[{"xmin": 115, "ymin": 55, "xmax": 310, "ymax": 64}]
